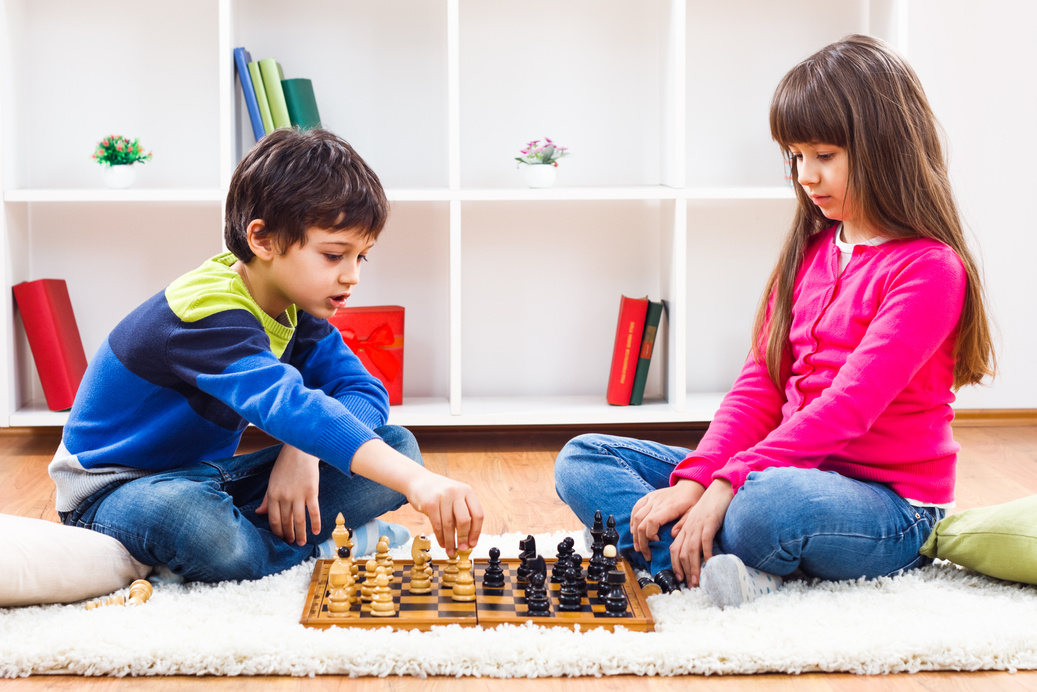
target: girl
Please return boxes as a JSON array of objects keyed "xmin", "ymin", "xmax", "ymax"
[{"xmin": 554, "ymin": 34, "xmax": 995, "ymax": 608}]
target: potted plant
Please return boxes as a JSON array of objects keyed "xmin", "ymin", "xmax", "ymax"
[
  {"xmin": 515, "ymin": 138, "xmax": 570, "ymax": 188},
  {"xmin": 92, "ymin": 135, "xmax": 153, "ymax": 188}
]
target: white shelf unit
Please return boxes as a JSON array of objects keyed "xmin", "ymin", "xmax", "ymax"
[{"xmin": 0, "ymin": 0, "xmax": 904, "ymax": 429}]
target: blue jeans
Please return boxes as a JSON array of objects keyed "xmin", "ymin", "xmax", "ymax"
[
  {"xmin": 61, "ymin": 425, "xmax": 422, "ymax": 583},
  {"xmin": 554, "ymin": 433, "xmax": 943, "ymax": 580}
]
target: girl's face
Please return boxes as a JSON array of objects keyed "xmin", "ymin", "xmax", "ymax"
[{"xmin": 788, "ymin": 142, "xmax": 877, "ymax": 243}]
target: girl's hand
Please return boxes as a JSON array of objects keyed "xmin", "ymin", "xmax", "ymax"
[
  {"xmin": 669, "ymin": 479, "xmax": 733, "ymax": 586},
  {"xmin": 630, "ymin": 480, "xmax": 705, "ymax": 562},
  {"xmin": 257, "ymin": 444, "xmax": 322, "ymax": 546},
  {"xmin": 405, "ymin": 471, "xmax": 484, "ymax": 557}
]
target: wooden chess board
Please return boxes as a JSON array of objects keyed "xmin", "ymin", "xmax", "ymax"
[{"xmin": 300, "ymin": 558, "xmax": 655, "ymax": 632}]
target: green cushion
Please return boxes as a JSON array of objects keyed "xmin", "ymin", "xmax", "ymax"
[{"xmin": 920, "ymin": 495, "xmax": 1037, "ymax": 584}]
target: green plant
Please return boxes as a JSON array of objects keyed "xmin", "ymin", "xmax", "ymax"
[
  {"xmin": 92, "ymin": 135, "xmax": 153, "ymax": 166},
  {"xmin": 515, "ymin": 138, "xmax": 570, "ymax": 166}
]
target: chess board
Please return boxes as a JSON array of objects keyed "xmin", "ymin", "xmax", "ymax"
[{"xmin": 300, "ymin": 558, "xmax": 655, "ymax": 632}]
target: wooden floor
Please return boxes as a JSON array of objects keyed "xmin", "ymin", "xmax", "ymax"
[{"xmin": 2, "ymin": 422, "xmax": 1037, "ymax": 691}]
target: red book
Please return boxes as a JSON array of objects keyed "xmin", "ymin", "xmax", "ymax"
[
  {"xmin": 606, "ymin": 295, "xmax": 649, "ymax": 406},
  {"xmin": 328, "ymin": 306, "xmax": 405, "ymax": 405},
  {"xmin": 11, "ymin": 279, "xmax": 88, "ymax": 411}
]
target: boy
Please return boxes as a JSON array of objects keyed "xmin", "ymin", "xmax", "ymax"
[{"xmin": 49, "ymin": 128, "xmax": 482, "ymax": 583}]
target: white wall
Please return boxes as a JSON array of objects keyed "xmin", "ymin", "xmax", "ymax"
[{"xmin": 909, "ymin": 1, "xmax": 1037, "ymax": 408}]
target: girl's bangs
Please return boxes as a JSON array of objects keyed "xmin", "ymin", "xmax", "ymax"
[{"xmin": 771, "ymin": 73, "xmax": 849, "ymax": 151}]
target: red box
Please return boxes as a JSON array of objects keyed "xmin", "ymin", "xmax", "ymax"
[{"xmin": 328, "ymin": 306, "xmax": 404, "ymax": 405}]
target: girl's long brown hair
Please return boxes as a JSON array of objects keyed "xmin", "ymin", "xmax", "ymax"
[{"xmin": 756, "ymin": 34, "xmax": 995, "ymax": 390}]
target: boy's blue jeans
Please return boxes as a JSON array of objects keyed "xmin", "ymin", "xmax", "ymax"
[
  {"xmin": 554, "ymin": 433, "xmax": 943, "ymax": 581},
  {"xmin": 61, "ymin": 425, "xmax": 422, "ymax": 583}
]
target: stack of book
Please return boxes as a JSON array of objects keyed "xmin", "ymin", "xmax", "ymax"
[
  {"xmin": 606, "ymin": 295, "xmax": 665, "ymax": 406},
  {"xmin": 233, "ymin": 47, "xmax": 322, "ymax": 141}
]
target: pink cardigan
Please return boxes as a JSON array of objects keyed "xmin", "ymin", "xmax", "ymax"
[{"xmin": 671, "ymin": 226, "xmax": 966, "ymax": 505}]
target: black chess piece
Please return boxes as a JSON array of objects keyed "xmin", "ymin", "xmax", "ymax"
[
  {"xmin": 337, "ymin": 545, "xmax": 351, "ymax": 559},
  {"xmin": 517, "ymin": 534, "xmax": 537, "ymax": 582},
  {"xmin": 569, "ymin": 553, "xmax": 587, "ymax": 596},
  {"xmin": 483, "ymin": 547, "xmax": 506, "ymax": 589},
  {"xmin": 653, "ymin": 568, "xmax": 681, "ymax": 594},
  {"xmin": 529, "ymin": 554, "xmax": 547, "ymax": 583},
  {"xmin": 552, "ymin": 537, "xmax": 575, "ymax": 583},
  {"xmin": 603, "ymin": 569, "xmax": 629, "ymax": 615},
  {"xmin": 557, "ymin": 566, "xmax": 583, "ymax": 611},
  {"xmin": 637, "ymin": 576, "xmax": 663, "ymax": 597},
  {"xmin": 524, "ymin": 571, "xmax": 551, "ymax": 616},
  {"xmin": 603, "ymin": 515, "xmax": 620, "ymax": 567},
  {"xmin": 587, "ymin": 511, "xmax": 607, "ymax": 582}
]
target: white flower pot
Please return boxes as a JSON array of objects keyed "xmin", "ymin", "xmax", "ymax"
[
  {"xmin": 101, "ymin": 164, "xmax": 137, "ymax": 189},
  {"xmin": 521, "ymin": 164, "xmax": 557, "ymax": 189}
]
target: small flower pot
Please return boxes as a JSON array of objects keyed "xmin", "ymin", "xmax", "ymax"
[
  {"xmin": 101, "ymin": 164, "xmax": 137, "ymax": 189},
  {"xmin": 521, "ymin": 164, "xmax": 557, "ymax": 189}
]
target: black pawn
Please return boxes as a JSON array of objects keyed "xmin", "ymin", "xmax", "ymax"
[
  {"xmin": 483, "ymin": 547, "xmax": 506, "ymax": 589},
  {"xmin": 552, "ymin": 537, "xmax": 575, "ymax": 583},
  {"xmin": 570, "ymin": 554, "xmax": 587, "ymax": 596},
  {"xmin": 557, "ymin": 567, "xmax": 583, "ymax": 612},
  {"xmin": 603, "ymin": 570, "xmax": 629, "ymax": 615},
  {"xmin": 524, "ymin": 571, "xmax": 551, "ymax": 616}
]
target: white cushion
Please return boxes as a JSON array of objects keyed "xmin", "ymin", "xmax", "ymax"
[{"xmin": 0, "ymin": 513, "xmax": 150, "ymax": 607}]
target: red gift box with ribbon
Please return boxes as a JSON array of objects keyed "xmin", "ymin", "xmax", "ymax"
[{"xmin": 328, "ymin": 306, "xmax": 405, "ymax": 405}]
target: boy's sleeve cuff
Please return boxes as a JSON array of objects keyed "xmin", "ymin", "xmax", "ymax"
[{"xmin": 314, "ymin": 416, "xmax": 379, "ymax": 476}]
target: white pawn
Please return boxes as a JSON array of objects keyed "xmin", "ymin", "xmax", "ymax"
[
  {"xmin": 370, "ymin": 566, "xmax": 396, "ymax": 617},
  {"xmin": 451, "ymin": 548, "xmax": 476, "ymax": 602},
  {"xmin": 361, "ymin": 558, "xmax": 378, "ymax": 602},
  {"xmin": 375, "ymin": 535, "xmax": 394, "ymax": 583},
  {"xmin": 443, "ymin": 554, "xmax": 459, "ymax": 589}
]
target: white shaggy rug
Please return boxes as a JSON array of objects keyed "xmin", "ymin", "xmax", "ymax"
[{"xmin": 3, "ymin": 530, "xmax": 1037, "ymax": 678}]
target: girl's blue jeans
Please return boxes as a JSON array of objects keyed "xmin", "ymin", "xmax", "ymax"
[
  {"xmin": 61, "ymin": 425, "xmax": 422, "ymax": 583},
  {"xmin": 554, "ymin": 433, "xmax": 943, "ymax": 580}
]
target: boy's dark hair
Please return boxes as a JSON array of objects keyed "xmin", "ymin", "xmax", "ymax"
[{"xmin": 225, "ymin": 128, "xmax": 389, "ymax": 261}]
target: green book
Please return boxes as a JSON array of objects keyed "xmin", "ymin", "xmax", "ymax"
[
  {"xmin": 282, "ymin": 78, "xmax": 321, "ymax": 129},
  {"xmin": 628, "ymin": 300, "xmax": 664, "ymax": 405},
  {"xmin": 247, "ymin": 61, "xmax": 274, "ymax": 135},
  {"xmin": 258, "ymin": 57, "xmax": 291, "ymax": 129}
]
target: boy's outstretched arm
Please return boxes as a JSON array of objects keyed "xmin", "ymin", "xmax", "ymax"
[{"xmin": 351, "ymin": 438, "xmax": 483, "ymax": 557}]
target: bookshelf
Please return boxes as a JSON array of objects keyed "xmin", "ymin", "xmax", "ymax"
[{"xmin": 0, "ymin": 0, "xmax": 906, "ymax": 428}]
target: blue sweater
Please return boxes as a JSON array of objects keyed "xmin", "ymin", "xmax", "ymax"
[{"xmin": 50, "ymin": 254, "xmax": 389, "ymax": 512}]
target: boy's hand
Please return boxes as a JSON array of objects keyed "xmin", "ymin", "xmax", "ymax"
[
  {"xmin": 405, "ymin": 472, "xmax": 484, "ymax": 557},
  {"xmin": 257, "ymin": 444, "xmax": 322, "ymax": 546},
  {"xmin": 350, "ymin": 438, "xmax": 484, "ymax": 558}
]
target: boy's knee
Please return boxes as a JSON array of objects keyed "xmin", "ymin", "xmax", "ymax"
[{"xmin": 376, "ymin": 425, "xmax": 423, "ymax": 467}]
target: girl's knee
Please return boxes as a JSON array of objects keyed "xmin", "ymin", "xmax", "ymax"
[{"xmin": 553, "ymin": 434, "xmax": 604, "ymax": 495}]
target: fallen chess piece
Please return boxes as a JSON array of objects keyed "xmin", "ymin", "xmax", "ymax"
[{"xmin": 85, "ymin": 579, "xmax": 153, "ymax": 610}]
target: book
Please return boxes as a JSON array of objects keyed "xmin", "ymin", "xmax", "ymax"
[
  {"xmin": 628, "ymin": 300, "xmax": 664, "ymax": 406},
  {"xmin": 258, "ymin": 57, "xmax": 291, "ymax": 129},
  {"xmin": 11, "ymin": 279, "xmax": 88, "ymax": 411},
  {"xmin": 233, "ymin": 47, "xmax": 265, "ymax": 140},
  {"xmin": 606, "ymin": 295, "xmax": 649, "ymax": 406},
  {"xmin": 281, "ymin": 78, "xmax": 321, "ymax": 130},
  {"xmin": 248, "ymin": 60, "xmax": 274, "ymax": 135}
]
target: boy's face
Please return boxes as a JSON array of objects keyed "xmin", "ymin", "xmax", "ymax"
[{"xmin": 266, "ymin": 226, "xmax": 374, "ymax": 319}]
